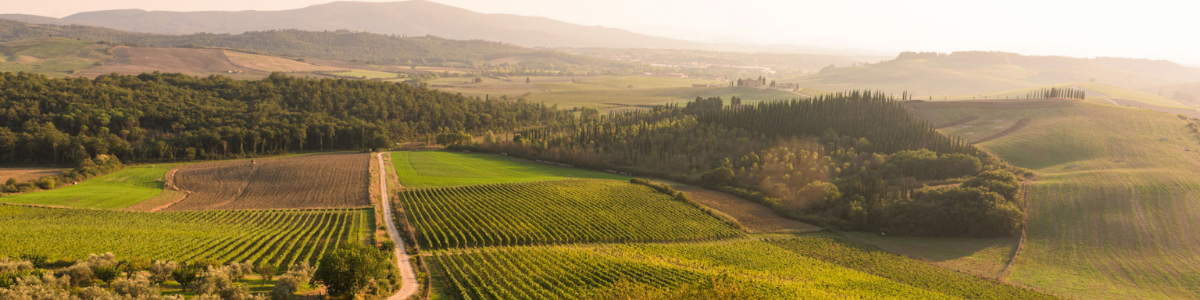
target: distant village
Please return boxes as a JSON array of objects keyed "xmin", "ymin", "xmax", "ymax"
[{"xmin": 688, "ymin": 76, "xmax": 796, "ymax": 90}]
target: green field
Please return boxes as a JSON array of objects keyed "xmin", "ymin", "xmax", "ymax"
[
  {"xmin": 391, "ymin": 151, "xmax": 626, "ymax": 188},
  {"xmin": 910, "ymin": 99, "xmax": 1200, "ymax": 299},
  {"xmin": 0, "ymin": 205, "xmax": 368, "ymax": 268},
  {"xmin": 400, "ymin": 180, "xmax": 742, "ymax": 249},
  {"xmin": 0, "ymin": 164, "xmax": 173, "ymax": 209},
  {"xmin": 839, "ymin": 232, "xmax": 1018, "ymax": 279},
  {"xmin": 0, "ymin": 37, "xmax": 110, "ymax": 76},
  {"xmin": 430, "ymin": 236, "xmax": 1055, "ymax": 300},
  {"xmin": 1076, "ymin": 82, "xmax": 1189, "ymax": 108},
  {"xmin": 328, "ymin": 69, "xmax": 401, "ymax": 79}
]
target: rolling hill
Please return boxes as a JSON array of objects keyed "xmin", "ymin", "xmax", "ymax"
[
  {"xmin": 0, "ymin": 19, "xmax": 643, "ymax": 76},
  {"xmin": 0, "ymin": 1, "xmax": 708, "ymax": 50},
  {"xmin": 907, "ymin": 97, "xmax": 1200, "ymax": 299},
  {"xmin": 0, "ymin": 1, "xmax": 888, "ymax": 56},
  {"xmin": 795, "ymin": 51, "xmax": 1200, "ymax": 97}
]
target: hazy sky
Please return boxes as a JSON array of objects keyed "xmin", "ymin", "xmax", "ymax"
[{"xmin": 4, "ymin": 0, "xmax": 1198, "ymax": 64}]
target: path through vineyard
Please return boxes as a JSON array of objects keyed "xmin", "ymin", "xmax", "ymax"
[{"xmin": 379, "ymin": 152, "xmax": 419, "ymax": 299}]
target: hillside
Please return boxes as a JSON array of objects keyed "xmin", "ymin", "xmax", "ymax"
[
  {"xmin": 907, "ymin": 98, "xmax": 1200, "ymax": 299},
  {"xmin": 796, "ymin": 51, "xmax": 1200, "ymax": 97},
  {"xmin": 0, "ymin": 1, "xmax": 700, "ymax": 50},
  {"xmin": 0, "ymin": 20, "xmax": 646, "ymax": 76},
  {"xmin": 0, "ymin": 1, "xmax": 892, "ymax": 56}
]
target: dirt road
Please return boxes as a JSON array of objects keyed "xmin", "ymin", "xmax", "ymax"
[{"xmin": 378, "ymin": 152, "xmax": 419, "ymax": 299}]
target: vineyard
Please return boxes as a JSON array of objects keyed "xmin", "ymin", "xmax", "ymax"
[
  {"xmin": 0, "ymin": 204, "xmax": 369, "ymax": 269},
  {"xmin": 428, "ymin": 236, "xmax": 1057, "ymax": 300},
  {"xmin": 398, "ymin": 180, "xmax": 742, "ymax": 249},
  {"xmin": 167, "ymin": 153, "xmax": 371, "ymax": 211}
]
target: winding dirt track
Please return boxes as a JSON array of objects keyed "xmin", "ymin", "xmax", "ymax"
[
  {"xmin": 973, "ymin": 118, "xmax": 1031, "ymax": 144},
  {"xmin": 379, "ymin": 153, "xmax": 419, "ymax": 299}
]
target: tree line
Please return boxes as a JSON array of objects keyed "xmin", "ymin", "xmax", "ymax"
[
  {"xmin": 0, "ymin": 71, "xmax": 567, "ymax": 165},
  {"xmin": 468, "ymin": 92, "xmax": 1026, "ymax": 237},
  {"xmin": 1026, "ymin": 87, "xmax": 1085, "ymax": 100}
]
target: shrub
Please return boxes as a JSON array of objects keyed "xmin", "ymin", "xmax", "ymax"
[
  {"xmin": 91, "ymin": 264, "xmax": 120, "ymax": 287},
  {"xmin": 962, "ymin": 169, "xmax": 1021, "ymax": 202},
  {"xmin": 314, "ymin": 243, "xmax": 391, "ymax": 297},
  {"xmin": 64, "ymin": 262, "xmax": 94, "ymax": 287},
  {"xmin": 253, "ymin": 263, "xmax": 276, "ymax": 282},
  {"xmin": 120, "ymin": 259, "xmax": 152, "ymax": 277},
  {"xmin": 171, "ymin": 264, "xmax": 200, "ymax": 290},
  {"xmin": 882, "ymin": 187, "xmax": 1022, "ymax": 237},
  {"xmin": 271, "ymin": 263, "xmax": 314, "ymax": 300},
  {"xmin": 226, "ymin": 262, "xmax": 253, "ymax": 282},
  {"xmin": 34, "ymin": 177, "xmax": 55, "ymax": 190},
  {"xmin": 149, "ymin": 261, "xmax": 177, "ymax": 284},
  {"xmin": 112, "ymin": 271, "xmax": 158, "ymax": 298},
  {"xmin": 0, "ymin": 257, "xmax": 33, "ymax": 273},
  {"xmin": 700, "ymin": 167, "xmax": 738, "ymax": 188}
]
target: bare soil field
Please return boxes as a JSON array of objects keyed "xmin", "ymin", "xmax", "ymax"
[
  {"xmin": 0, "ymin": 167, "xmax": 66, "ymax": 182},
  {"xmin": 74, "ymin": 46, "xmax": 270, "ymax": 77},
  {"xmin": 164, "ymin": 153, "xmax": 370, "ymax": 211},
  {"xmin": 223, "ymin": 50, "xmax": 347, "ymax": 73},
  {"xmin": 674, "ymin": 185, "xmax": 820, "ymax": 233}
]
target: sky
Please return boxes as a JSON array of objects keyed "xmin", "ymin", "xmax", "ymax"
[{"xmin": 3, "ymin": 0, "xmax": 1198, "ymax": 64}]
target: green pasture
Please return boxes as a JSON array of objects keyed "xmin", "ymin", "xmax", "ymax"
[
  {"xmin": 0, "ymin": 164, "xmax": 173, "ymax": 210},
  {"xmin": 911, "ymin": 99, "xmax": 1200, "ymax": 299},
  {"xmin": 390, "ymin": 151, "xmax": 626, "ymax": 188}
]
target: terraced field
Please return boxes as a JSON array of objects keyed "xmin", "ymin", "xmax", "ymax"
[
  {"xmin": 909, "ymin": 99, "xmax": 1200, "ymax": 299},
  {"xmin": 429, "ymin": 236, "xmax": 1056, "ymax": 300},
  {"xmin": 167, "ymin": 153, "xmax": 371, "ymax": 211},
  {"xmin": 0, "ymin": 164, "xmax": 173, "ymax": 209},
  {"xmin": 391, "ymin": 151, "xmax": 625, "ymax": 188},
  {"xmin": 400, "ymin": 180, "xmax": 741, "ymax": 249},
  {"xmin": 0, "ymin": 205, "xmax": 368, "ymax": 268}
]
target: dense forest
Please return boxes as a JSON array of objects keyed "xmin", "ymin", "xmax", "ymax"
[
  {"xmin": 470, "ymin": 92, "xmax": 1026, "ymax": 237},
  {"xmin": 0, "ymin": 20, "xmax": 653, "ymax": 76},
  {"xmin": 0, "ymin": 71, "xmax": 567, "ymax": 164}
]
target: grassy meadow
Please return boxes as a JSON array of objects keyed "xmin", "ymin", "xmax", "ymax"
[
  {"xmin": 0, "ymin": 164, "xmax": 173, "ymax": 209},
  {"xmin": 390, "ymin": 151, "xmax": 626, "ymax": 188},
  {"xmin": 909, "ymin": 99, "xmax": 1200, "ymax": 299}
]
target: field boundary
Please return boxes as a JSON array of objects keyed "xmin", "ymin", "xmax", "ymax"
[
  {"xmin": 999, "ymin": 175, "xmax": 1036, "ymax": 282},
  {"xmin": 973, "ymin": 118, "xmax": 1031, "ymax": 144},
  {"xmin": 146, "ymin": 167, "xmax": 190, "ymax": 212}
]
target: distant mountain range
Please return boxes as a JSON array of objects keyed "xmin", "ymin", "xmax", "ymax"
[{"xmin": 0, "ymin": 0, "xmax": 885, "ymax": 56}]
